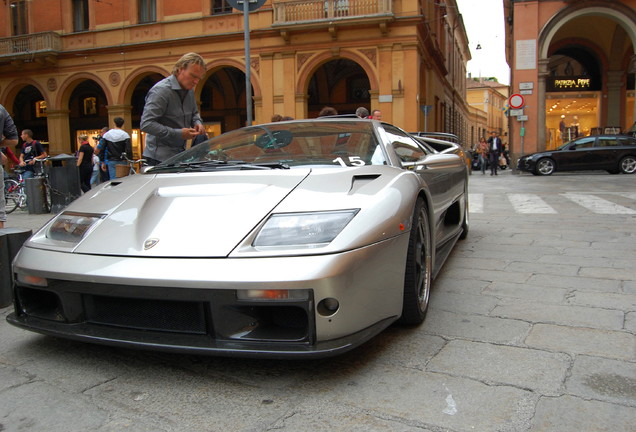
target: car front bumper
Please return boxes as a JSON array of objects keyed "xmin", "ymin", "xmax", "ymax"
[
  {"xmin": 8, "ymin": 235, "xmax": 408, "ymax": 358},
  {"xmin": 516, "ymin": 158, "xmax": 535, "ymax": 172}
]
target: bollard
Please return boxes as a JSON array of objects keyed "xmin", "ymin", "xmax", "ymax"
[{"xmin": 0, "ymin": 228, "xmax": 32, "ymax": 307}]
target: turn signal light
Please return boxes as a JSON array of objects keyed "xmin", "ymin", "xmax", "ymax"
[{"xmin": 237, "ymin": 289, "xmax": 309, "ymax": 301}]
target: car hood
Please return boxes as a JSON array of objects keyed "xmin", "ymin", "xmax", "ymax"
[
  {"xmin": 63, "ymin": 170, "xmax": 309, "ymax": 257},
  {"xmin": 32, "ymin": 166, "xmax": 408, "ymax": 258},
  {"xmin": 521, "ymin": 150, "xmax": 556, "ymax": 159}
]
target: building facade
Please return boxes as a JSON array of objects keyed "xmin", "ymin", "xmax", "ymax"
[
  {"xmin": 0, "ymin": 0, "xmax": 474, "ymax": 157},
  {"xmin": 505, "ymin": 0, "xmax": 636, "ymax": 160},
  {"xmin": 466, "ymin": 77, "xmax": 510, "ymax": 147}
]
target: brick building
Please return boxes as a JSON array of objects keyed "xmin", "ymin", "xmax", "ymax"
[
  {"xmin": 505, "ymin": 0, "xmax": 636, "ymax": 159},
  {"xmin": 0, "ymin": 0, "xmax": 474, "ymax": 157}
]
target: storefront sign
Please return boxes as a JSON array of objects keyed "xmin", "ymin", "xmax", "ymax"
[{"xmin": 551, "ymin": 77, "xmax": 591, "ymax": 90}]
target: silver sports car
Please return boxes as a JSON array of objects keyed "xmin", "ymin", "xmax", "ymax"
[{"xmin": 8, "ymin": 119, "xmax": 468, "ymax": 358}]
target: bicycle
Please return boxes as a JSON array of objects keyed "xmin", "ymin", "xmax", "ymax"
[
  {"xmin": 121, "ymin": 153, "xmax": 147, "ymax": 176},
  {"xmin": 4, "ymin": 169, "xmax": 27, "ymax": 214}
]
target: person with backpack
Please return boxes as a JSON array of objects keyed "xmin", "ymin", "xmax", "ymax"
[{"xmin": 102, "ymin": 117, "xmax": 132, "ymax": 179}]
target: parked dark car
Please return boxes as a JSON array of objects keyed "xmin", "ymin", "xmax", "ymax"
[{"xmin": 517, "ymin": 134, "xmax": 636, "ymax": 175}]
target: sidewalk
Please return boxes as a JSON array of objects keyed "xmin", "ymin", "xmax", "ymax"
[{"xmin": 4, "ymin": 208, "xmax": 56, "ymax": 234}]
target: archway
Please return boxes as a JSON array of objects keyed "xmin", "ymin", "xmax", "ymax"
[
  {"xmin": 130, "ymin": 73, "xmax": 165, "ymax": 128},
  {"xmin": 67, "ymin": 80, "xmax": 108, "ymax": 153},
  {"xmin": 307, "ymin": 58, "xmax": 370, "ymax": 117},
  {"xmin": 11, "ymin": 85, "xmax": 48, "ymax": 151},
  {"xmin": 199, "ymin": 66, "xmax": 253, "ymax": 133},
  {"xmin": 538, "ymin": 3, "xmax": 636, "ymax": 150}
]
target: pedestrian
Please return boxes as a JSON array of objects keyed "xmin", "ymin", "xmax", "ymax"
[
  {"xmin": 94, "ymin": 126, "xmax": 110, "ymax": 182},
  {"xmin": 1, "ymin": 145, "xmax": 19, "ymax": 171},
  {"xmin": 0, "ymin": 104, "xmax": 19, "ymax": 229},
  {"xmin": 475, "ymin": 136, "xmax": 489, "ymax": 174},
  {"xmin": 141, "ymin": 52, "xmax": 206, "ymax": 165},
  {"xmin": 370, "ymin": 109, "xmax": 382, "ymax": 120},
  {"xmin": 355, "ymin": 107, "xmax": 369, "ymax": 118},
  {"xmin": 318, "ymin": 106, "xmax": 338, "ymax": 117},
  {"xmin": 487, "ymin": 131, "xmax": 502, "ymax": 176},
  {"xmin": 90, "ymin": 152, "xmax": 101, "ymax": 187},
  {"xmin": 18, "ymin": 129, "xmax": 47, "ymax": 179},
  {"xmin": 101, "ymin": 117, "xmax": 131, "ymax": 179},
  {"xmin": 76, "ymin": 134, "xmax": 94, "ymax": 193},
  {"xmin": 271, "ymin": 114, "xmax": 283, "ymax": 122}
]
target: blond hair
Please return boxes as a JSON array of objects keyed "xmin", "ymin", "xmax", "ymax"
[{"xmin": 172, "ymin": 52, "xmax": 206, "ymax": 75}]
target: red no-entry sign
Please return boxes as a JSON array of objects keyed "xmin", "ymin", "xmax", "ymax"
[{"xmin": 509, "ymin": 94, "xmax": 525, "ymax": 109}]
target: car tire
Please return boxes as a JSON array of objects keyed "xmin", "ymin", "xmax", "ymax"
[
  {"xmin": 398, "ymin": 198, "xmax": 432, "ymax": 326},
  {"xmin": 619, "ymin": 155, "xmax": 636, "ymax": 174},
  {"xmin": 535, "ymin": 158, "xmax": 555, "ymax": 176}
]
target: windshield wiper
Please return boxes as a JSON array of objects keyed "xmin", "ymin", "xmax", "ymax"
[{"xmin": 147, "ymin": 159, "xmax": 290, "ymax": 172}]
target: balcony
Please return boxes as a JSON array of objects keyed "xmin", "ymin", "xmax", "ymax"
[
  {"xmin": 273, "ymin": 0, "xmax": 393, "ymax": 28},
  {"xmin": 0, "ymin": 32, "xmax": 61, "ymax": 65}
]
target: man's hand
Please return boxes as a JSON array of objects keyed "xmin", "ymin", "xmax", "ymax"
[
  {"xmin": 194, "ymin": 123, "xmax": 205, "ymax": 135},
  {"xmin": 181, "ymin": 128, "xmax": 200, "ymax": 140}
]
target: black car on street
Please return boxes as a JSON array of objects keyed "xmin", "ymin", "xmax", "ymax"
[{"xmin": 517, "ymin": 134, "xmax": 636, "ymax": 175}]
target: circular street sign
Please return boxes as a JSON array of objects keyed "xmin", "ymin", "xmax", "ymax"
[
  {"xmin": 509, "ymin": 93, "xmax": 525, "ymax": 109},
  {"xmin": 226, "ymin": 0, "xmax": 266, "ymax": 12}
]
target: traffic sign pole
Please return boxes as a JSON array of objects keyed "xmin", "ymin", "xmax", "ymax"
[
  {"xmin": 228, "ymin": 0, "xmax": 266, "ymax": 126},
  {"xmin": 243, "ymin": 2, "xmax": 252, "ymax": 126}
]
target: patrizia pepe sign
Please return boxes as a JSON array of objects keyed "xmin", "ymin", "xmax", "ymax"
[{"xmin": 549, "ymin": 77, "xmax": 592, "ymax": 91}]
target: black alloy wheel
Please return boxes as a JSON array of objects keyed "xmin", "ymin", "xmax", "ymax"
[
  {"xmin": 619, "ymin": 155, "xmax": 636, "ymax": 174},
  {"xmin": 535, "ymin": 158, "xmax": 555, "ymax": 176},
  {"xmin": 399, "ymin": 198, "xmax": 432, "ymax": 325}
]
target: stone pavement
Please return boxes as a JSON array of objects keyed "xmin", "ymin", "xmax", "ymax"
[
  {"xmin": 3, "ymin": 208, "xmax": 54, "ymax": 234},
  {"xmin": 0, "ymin": 170, "xmax": 635, "ymax": 432}
]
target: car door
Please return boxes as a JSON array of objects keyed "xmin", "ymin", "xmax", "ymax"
[
  {"xmin": 591, "ymin": 136, "xmax": 623, "ymax": 169},
  {"xmin": 555, "ymin": 136, "xmax": 596, "ymax": 171}
]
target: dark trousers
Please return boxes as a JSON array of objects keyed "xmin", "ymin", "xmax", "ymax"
[
  {"xmin": 489, "ymin": 152, "xmax": 500, "ymax": 174},
  {"xmin": 79, "ymin": 165, "xmax": 93, "ymax": 192}
]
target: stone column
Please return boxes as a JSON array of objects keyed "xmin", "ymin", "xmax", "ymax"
[
  {"xmin": 606, "ymin": 70, "xmax": 624, "ymax": 128},
  {"xmin": 44, "ymin": 110, "xmax": 71, "ymax": 155}
]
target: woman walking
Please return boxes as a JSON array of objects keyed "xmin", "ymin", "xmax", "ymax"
[{"xmin": 76, "ymin": 134, "xmax": 94, "ymax": 193}]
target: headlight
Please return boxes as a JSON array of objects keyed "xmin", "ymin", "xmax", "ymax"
[
  {"xmin": 253, "ymin": 210, "xmax": 359, "ymax": 247},
  {"xmin": 46, "ymin": 212, "xmax": 105, "ymax": 244}
]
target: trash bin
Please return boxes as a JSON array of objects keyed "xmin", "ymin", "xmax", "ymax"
[
  {"xmin": 26, "ymin": 177, "xmax": 48, "ymax": 214},
  {"xmin": 48, "ymin": 154, "xmax": 81, "ymax": 214},
  {"xmin": 0, "ymin": 228, "xmax": 32, "ymax": 307}
]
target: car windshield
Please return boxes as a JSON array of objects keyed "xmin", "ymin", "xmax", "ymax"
[{"xmin": 148, "ymin": 120, "xmax": 384, "ymax": 173}]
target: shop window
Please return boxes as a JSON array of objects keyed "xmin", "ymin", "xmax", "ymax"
[
  {"xmin": 73, "ymin": 0, "xmax": 89, "ymax": 32},
  {"xmin": 139, "ymin": 0, "xmax": 156, "ymax": 23}
]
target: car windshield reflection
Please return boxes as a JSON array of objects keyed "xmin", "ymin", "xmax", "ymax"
[{"xmin": 148, "ymin": 121, "xmax": 384, "ymax": 173}]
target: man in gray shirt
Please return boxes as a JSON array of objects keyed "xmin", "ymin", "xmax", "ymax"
[{"xmin": 141, "ymin": 52, "xmax": 206, "ymax": 165}]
